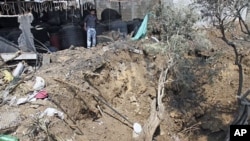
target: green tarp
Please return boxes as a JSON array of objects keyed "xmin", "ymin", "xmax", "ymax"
[{"xmin": 131, "ymin": 14, "xmax": 149, "ymax": 41}]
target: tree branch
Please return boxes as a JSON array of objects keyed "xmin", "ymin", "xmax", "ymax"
[{"xmin": 135, "ymin": 58, "xmax": 174, "ymax": 140}]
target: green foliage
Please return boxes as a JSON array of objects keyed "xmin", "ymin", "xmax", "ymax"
[
  {"xmin": 148, "ymin": 5, "xmax": 199, "ymax": 41},
  {"xmin": 146, "ymin": 2, "xmax": 219, "ymax": 91},
  {"xmin": 161, "ymin": 7, "xmax": 198, "ymax": 40}
]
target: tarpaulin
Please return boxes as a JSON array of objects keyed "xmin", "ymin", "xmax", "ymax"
[
  {"xmin": 0, "ymin": 36, "xmax": 19, "ymax": 53},
  {"xmin": 131, "ymin": 14, "xmax": 149, "ymax": 41},
  {"xmin": 17, "ymin": 13, "xmax": 36, "ymax": 52}
]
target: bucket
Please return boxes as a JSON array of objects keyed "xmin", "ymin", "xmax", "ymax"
[
  {"xmin": 31, "ymin": 27, "xmax": 49, "ymax": 44},
  {"xmin": 96, "ymin": 23, "xmax": 108, "ymax": 35},
  {"xmin": 59, "ymin": 24, "xmax": 84, "ymax": 49},
  {"xmin": 109, "ymin": 20, "xmax": 128, "ymax": 34}
]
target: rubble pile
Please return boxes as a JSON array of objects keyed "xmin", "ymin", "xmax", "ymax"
[
  {"xmin": 0, "ymin": 40, "xmax": 169, "ymax": 140},
  {"xmin": 0, "ymin": 35, "xmax": 247, "ymax": 141}
]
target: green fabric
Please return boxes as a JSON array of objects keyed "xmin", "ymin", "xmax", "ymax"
[
  {"xmin": 131, "ymin": 14, "xmax": 149, "ymax": 41},
  {"xmin": 0, "ymin": 135, "xmax": 19, "ymax": 141}
]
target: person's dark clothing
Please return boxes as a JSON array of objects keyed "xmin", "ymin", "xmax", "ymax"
[{"xmin": 84, "ymin": 14, "xmax": 97, "ymax": 28}]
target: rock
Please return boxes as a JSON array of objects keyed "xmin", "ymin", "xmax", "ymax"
[
  {"xmin": 30, "ymin": 104, "xmax": 40, "ymax": 109},
  {"xmin": 129, "ymin": 96, "xmax": 137, "ymax": 103},
  {"xmin": 193, "ymin": 107, "xmax": 205, "ymax": 118},
  {"xmin": 0, "ymin": 111, "xmax": 21, "ymax": 131},
  {"xmin": 103, "ymin": 46, "xmax": 110, "ymax": 52},
  {"xmin": 170, "ymin": 110, "xmax": 183, "ymax": 119},
  {"xmin": 42, "ymin": 54, "xmax": 51, "ymax": 65}
]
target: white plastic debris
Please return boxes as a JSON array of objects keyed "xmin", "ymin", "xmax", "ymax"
[
  {"xmin": 133, "ymin": 122, "xmax": 142, "ymax": 134},
  {"xmin": 9, "ymin": 96, "xmax": 17, "ymax": 106},
  {"xmin": 129, "ymin": 48, "xmax": 143, "ymax": 54},
  {"xmin": 16, "ymin": 92, "xmax": 37, "ymax": 105},
  {"xmin": 132, "ymin": 122, "xmax": 143, "ymax": 138},
  {"xmin": 151, "ymin": 36, "xmax": 160, "ymax": 43},
  {"xmin": 12, "ymin": 62, "xmax": 25, "ymax": 78},
  {"xmin": 33, "ymin": 76, "xmax": 45, "ymax": 91},
  {"xmin": 40, "ymin": 108, "xmax": 64, "ymax": 119}
]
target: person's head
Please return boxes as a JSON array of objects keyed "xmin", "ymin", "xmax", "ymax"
[{"xmin": 90, "ymin": 9, "xmax": 95, "ymax": 15}]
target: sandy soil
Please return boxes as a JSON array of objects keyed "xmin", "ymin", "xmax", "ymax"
[{"xmin": 1, "ymin": 29, "xmax": 250, "ymax": 141}]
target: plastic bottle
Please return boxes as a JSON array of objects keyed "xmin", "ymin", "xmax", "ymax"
[
  {"xmin": 12, "ymin": 62, "xmax": 24, "ymax": 78},
  {"xmin": 0, "ymin": 135, "xmax": 19, "ymax": 141}
]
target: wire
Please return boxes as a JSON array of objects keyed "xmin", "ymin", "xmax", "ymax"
[{"xmin": 33, "ymin": 38, "xmax": 51, "ymax": 53}]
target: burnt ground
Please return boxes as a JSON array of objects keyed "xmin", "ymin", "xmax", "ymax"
[{"xmin": 1, "ymin": 29, "xmax": 250, "ymax": 141}]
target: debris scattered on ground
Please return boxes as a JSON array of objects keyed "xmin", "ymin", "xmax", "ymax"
[
  {"xmin": 0, "ymin": 31, "xmax": 248, "ymax": 140},
  {"xmin": 40, "ymin": 107, "xmax": 64, "ymax": 119}
]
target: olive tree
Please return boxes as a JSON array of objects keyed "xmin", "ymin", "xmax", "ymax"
[{"xmin": 194, "ymin": 0, "xmax": 250, "ymax": 140}]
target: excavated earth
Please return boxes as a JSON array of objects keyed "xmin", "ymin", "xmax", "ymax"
[{"xmin": 1, "ymin": 29, "xmax": 250, "ymax": 141}]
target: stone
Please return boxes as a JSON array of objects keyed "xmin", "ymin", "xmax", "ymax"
[{"xmin": 170, "ymin": 110, "xmax": 183, "ymax": 119}]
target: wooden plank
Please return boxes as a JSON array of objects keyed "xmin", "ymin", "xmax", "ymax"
[
  {"xmin": 0, "ymin": 15, "xmax": 20, "ymax": 17},
  {"xmin": 0, "ymin": 52, "xmax": 37, "ymax": 61},
  {"xmin": 42, "ymin": 54, "xmax": 51, "ymax": 65}
]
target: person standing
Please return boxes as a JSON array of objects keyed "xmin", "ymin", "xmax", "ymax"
[{"xmin": 84, "ymin": 9, "xmax": 97, "ymax": 48}]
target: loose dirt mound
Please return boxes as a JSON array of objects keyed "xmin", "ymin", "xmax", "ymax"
[{"xmin": 1, "ymin": 32, "xmax": 250, "ymax": 141}]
